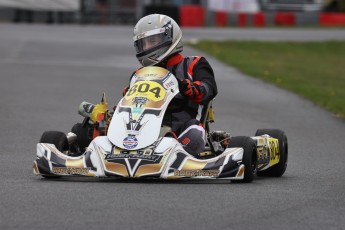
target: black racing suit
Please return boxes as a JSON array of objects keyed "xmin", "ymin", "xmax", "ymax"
[{"xmin": 127, "ymin": 53, "xmax": 218, "ymax": 156}]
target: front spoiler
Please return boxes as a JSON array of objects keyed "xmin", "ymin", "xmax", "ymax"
[{"xmin": 34, "ymin": 137, "xmax": 246, "ymax": 180}]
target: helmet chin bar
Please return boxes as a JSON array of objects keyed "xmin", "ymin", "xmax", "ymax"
[{"xmin": 141, "ymin": 57, "xmax": 156, "ymax": 67}]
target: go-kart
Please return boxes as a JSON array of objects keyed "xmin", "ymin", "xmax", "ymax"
[{"xmin": 33, "ymin": 66, "xmax": 288, "ymax": 183}]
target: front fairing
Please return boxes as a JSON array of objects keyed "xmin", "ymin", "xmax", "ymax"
[
  {"xmin": 34, "ymin": 136, "xmax": 245, "ymax": 180},
  {"xmin": 107, "ymin": 67, "xmax": 179, "ymax": 150}
]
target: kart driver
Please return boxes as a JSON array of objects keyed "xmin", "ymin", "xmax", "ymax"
[{"xmin": 124, "ymin": 14, "xmax": 218, "ymax": 157}]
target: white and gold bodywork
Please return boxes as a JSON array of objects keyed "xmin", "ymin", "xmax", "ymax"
[{"xmin": 34, "ymin": 67, "xmax": 284, "ymax": 181}]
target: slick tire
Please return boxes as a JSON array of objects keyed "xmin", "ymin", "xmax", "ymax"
[
  {"xmin": 228, "ymin": 136, "xmax": 257, "ymax": 183},
  {"xmin": 71, "ymin": 123, "xmax": 92, "ymax": 152},
  {"xmin": 40, "ymin": 131, "xmax": 69, "ymax": 152},
  {"xmin": 255, "ymin": 129, "xmax": 288, "ymax": 177},
  {"xmin": 39, "ymin": 131, "xmax": 69, "ymax": 178}
]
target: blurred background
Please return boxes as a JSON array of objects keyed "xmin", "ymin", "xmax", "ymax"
[{"xmin": 0, "ymin": 0, "xmax": 344, "ymax": 27}]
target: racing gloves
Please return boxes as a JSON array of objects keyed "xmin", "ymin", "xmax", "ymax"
[{"xmin": 179, "ymin": 79, "xmax": 202, "ymax": 98}]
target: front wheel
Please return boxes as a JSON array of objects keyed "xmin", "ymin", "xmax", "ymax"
[
  {"xmin": 255, "ymin": 129, "xmax": 288, "ymax": 177},
  {"xmin": 40, "ymin": 131, "xmax": 69, "ymax": 153},
  {"xmin": 228, "ymin": 136, "xmax": 257, "ymax": 183}
]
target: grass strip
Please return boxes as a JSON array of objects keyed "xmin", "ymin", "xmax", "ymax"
[{"xmin": 190, "ymin": 40, "xmax": 345, "ymax": 119}]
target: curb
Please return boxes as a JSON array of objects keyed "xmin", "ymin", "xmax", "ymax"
[{"xmin": 180, "ymin": 7, "xmax": 345, "ymax": 27}]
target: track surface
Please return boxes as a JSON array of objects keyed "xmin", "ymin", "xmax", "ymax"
[{"xmin": 1, "ymin": 25, "xmax": 345, "ymax": 230}]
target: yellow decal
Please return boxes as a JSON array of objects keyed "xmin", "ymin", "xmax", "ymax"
[
  {"xmin": 66, "ymin": 158, "xmax": 85, "ymax": 168},
  {"xmin": 207, "ymin": 105, "xmax": 215, "ymax": 123},
  {"xmin": 181, "ymin": 159, "xmax": 207, "ymax": 171},
  {"xmin": 235, "ymin": 165, "xmax": 245, "ymax": 178},
  {"xmin": 268, "ymin": 138, "xmax": 280, "ymax": 166},
  {"xmin": 135, "ymin": 164, "xmax": 163, "ymax": 177},
  {"xmin": 103, "ymin": 162, "xmax": 129, "ymax": 177},
  {"xmin": 125, "ymin": 81, "xmax": 166, "ymax": 102},
  {"xmin": 135, "ymin": 66, "xmax": 169, "ymax": 79}
]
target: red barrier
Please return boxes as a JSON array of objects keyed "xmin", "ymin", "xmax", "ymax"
[
  {"xmin": 179, "ymin": 5, "xmax": 205, "ymax": 27},
  {"xmin": 320, "ymin": 13, "xmax": 345, "ymax": 26},
  {"xmin": 253, "ymin": 12, "xmax": 265, "ymax": 27},
  {"xmin": 215, "ymin": 11, "xmax": 227, "ymax": 27},
  {"xmin": 275, "ymin": 12, "xmax": 295, "ymax": 26},
  {"xmin": 237, "ymin": 13, "xmax": 247, "ymax": 27}
]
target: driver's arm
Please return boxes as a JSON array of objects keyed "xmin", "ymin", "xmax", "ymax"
[{"xmin": 179, "ymin": 57, "xmax": 218, "ymax": 105}]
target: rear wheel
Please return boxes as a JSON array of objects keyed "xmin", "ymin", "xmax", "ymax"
[
  {"xmin": 228, "ymin": 136, "xmax": 257, "ymax": 183},
  {"xmin": 255, "ymin": 129, "xmax": 288, "ymax": 177},
  {"xmin": 39, "ymin": 131, "xmax": 69, "ymax": 178}
]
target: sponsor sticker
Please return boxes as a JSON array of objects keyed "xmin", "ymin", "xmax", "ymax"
[
  {"xmin": 268, "ymin": 138, "xmax": 280, "ymax": 166},
  {"xmin": 52, "ymin": 167, "xmax": 90, "ymax": 175},
  {"xmin": 137, "ymin": 32, "xmax": 146, "ymax": 40},
  {"xmin": 174, "ymin": 170, "xmax": 220, "ymax": 177},
  {"xmin": 105, "ymin": 153, "xmax": 160, "ymax": 162},
  {"xmin": 163, "ymin": 80, "xmax": 175, "ymax": 89},
  {"xmin": 132, "ymin": 97, "xmax": 148, "ymax": 108},
  {"xmin": 123, "ymin": 136, "xmax": 138, "ymax": 149},
  {"xmin": 181, "ymin": 137, "xmax": 190, "ymax": 146}
]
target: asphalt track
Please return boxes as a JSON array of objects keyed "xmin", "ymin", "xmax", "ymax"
[{"xmin": 1, "ymin": 24, "xmax": 345, "ymax": 230}]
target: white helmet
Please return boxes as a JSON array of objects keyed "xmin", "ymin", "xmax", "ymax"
[{"xmin": 133, "ymin": 14, "xmax": 183, "ymax": 67}]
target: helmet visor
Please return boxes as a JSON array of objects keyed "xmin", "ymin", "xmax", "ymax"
[{"xmin": 134, "ymin": 27, "xmax": 173, "ymax": 56}]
